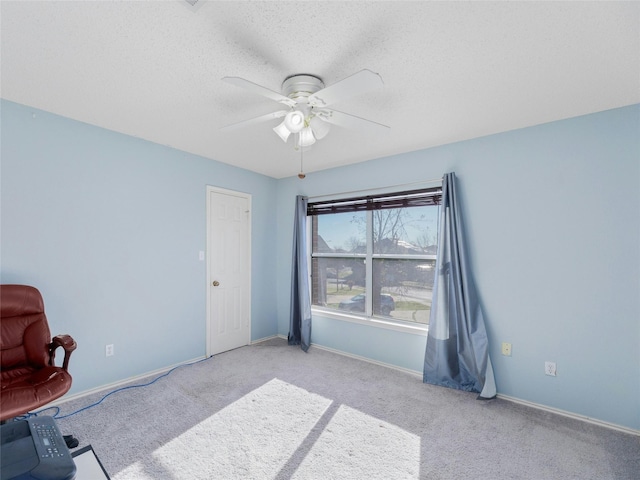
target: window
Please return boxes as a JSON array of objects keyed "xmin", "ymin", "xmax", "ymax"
[{"xmin": 308, "ymin": 187, "xmax": 441, "ymax": 327}]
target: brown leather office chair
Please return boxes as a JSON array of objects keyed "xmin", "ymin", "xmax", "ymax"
[{"xmin": 0, "ymin": 285, "xmax": 77, "ymax": 423}]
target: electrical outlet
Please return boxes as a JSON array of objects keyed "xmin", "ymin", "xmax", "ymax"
[
  {"xmin": 501, "ymin": 342, "xmax": 512, "ymax": 356},
  {"xmin": 105, "ymin": 344, "xmax": 114, "ymax": 357},
  {"xmin": 545, "ymin": 361, "xmax": 556, "ymax": 376}
]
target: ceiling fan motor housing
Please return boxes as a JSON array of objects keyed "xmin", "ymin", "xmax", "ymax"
[{"xmin": 282, "ymin": 74, "xmax": 325, "ymax": 101}]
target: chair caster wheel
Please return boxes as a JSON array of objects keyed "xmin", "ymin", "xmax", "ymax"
[{"xmin": 64, "ymin": 435, "xmax": 79, "ymax": 449}]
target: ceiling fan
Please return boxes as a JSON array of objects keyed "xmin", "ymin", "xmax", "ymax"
[{"xmin": 220, "ymin": 69, "xmax": 389, "ymax": 149}]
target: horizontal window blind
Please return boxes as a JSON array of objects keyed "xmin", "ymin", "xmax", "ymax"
[{"xmin": 307, "ymin": 187, "xmax": 442, "ymax": 216}]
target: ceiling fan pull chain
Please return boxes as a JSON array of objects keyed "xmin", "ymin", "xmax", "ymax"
[{"xmin": 298, "ymin": 140, "xmax": 306, "ymax": 179}]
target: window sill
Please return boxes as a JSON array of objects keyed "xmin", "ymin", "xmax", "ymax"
[{"xmin": 311, "ymin": 307, "xmax": 428, "ymax": 336}]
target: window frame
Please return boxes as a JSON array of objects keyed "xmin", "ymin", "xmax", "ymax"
[{"xmin": 307, "ymin": 186, "xmax": 441, "ymax": 335}]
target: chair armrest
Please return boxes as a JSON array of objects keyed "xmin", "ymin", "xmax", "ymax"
[{"xmin": 49, "ymin": 334, "xmax": 77, "ymax": 371}]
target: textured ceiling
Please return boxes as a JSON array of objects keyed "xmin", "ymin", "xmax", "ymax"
[{"xmin": 1, "ymin": 1, "xmax": 638, "ymax": 179}]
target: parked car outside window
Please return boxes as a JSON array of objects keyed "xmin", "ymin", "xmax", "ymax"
[{"xmin": 339, "ymin": 294, "xmax": 395, "ymax": 316}]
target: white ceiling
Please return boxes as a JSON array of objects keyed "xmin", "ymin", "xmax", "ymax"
[{"xmin": 2, "ymin": 1, "xmax": 638, "ymax": 179}]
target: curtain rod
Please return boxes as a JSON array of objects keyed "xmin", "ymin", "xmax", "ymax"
[{"xmin": 307, "ymin": 177, "xmax": 443, "ymax": 202}]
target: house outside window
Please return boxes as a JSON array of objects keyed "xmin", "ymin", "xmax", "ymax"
[{"xmin": 308, "ymin": 187, "xmax": 441, "ymax": 327}]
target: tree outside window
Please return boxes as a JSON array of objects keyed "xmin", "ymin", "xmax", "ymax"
[{"xmin": 309, "ymin": 189, "xmax": 440, "ymax": 326}]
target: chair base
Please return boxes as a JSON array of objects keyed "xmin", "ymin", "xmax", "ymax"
[{"xmin": 64, "ymin": 435, "xmax": 79, "ymax": 449}]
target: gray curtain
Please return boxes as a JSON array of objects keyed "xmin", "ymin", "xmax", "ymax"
[
  {"xmin": 423, "ymin": 173, "xmax": 496, "ymax": 399},
  {"xmin": 288, "ymin": 195, "xmax": 311, "ymax": 352}
]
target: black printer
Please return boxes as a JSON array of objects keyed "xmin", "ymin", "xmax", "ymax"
[{"xmin": 1, "ymin": 416, "xmax": 76, "ymax": 480}]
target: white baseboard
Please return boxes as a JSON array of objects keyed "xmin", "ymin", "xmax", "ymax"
[
  {"xmin": 286, "ymin": 335, "xmax": 639, "ymax": 437},
  {"xmin": 251, "ymin": 334, "xmax": 279, "ymax": 344},
  {"xmin": 48, "ymin": 337, "xmax": 284, "ymax": 411},
  {"xmin": 305, "ymin": 339, "xmax": 424, "ymax": 379},
  {"xmin": 46, "ymin": 338, "xmax": 640, "ymax": 437},
  {"xmin": 497, "ymin": 393, "xmax": 639, "ymax": 437},
  {"xmin": 41, "ymin": 356, "xmax": 207, "ymax": 410}
]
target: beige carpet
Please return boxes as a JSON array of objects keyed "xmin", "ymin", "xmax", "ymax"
[{"xmin": 54, "ymin": 338, "xmax": 638, "ymax": 479}]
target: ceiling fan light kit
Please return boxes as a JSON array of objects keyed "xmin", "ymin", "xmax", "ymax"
[
  {"xmin": 272, "ymin": 121, "xmax": 291, "ymax": 142},
  {"xmin": 283, "ymin": 110, "xmax": 305, "ymax": 133},
  {"xmin": 221, "ymin": 69, "xmax": 389, "ymax": 155},
  {"xmin": 297, "ymin": 127, "xmax": 316, "ymax": 148},
  {"xmin": 309, "ymin": 115, "xmax": 330, "ymax": 140}
]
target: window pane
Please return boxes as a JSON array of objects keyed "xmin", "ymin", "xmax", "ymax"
[
  {"xmin": 312, "ymin": 257, "xmax": 366, "ymax": 309},
  {"xmin": 316, "ymin": 211, "xmax": 366, "ymax": 253},
  {"xmin": 372, "ymin": 258, "xmax": 435, "ymax": 323},
  {"xmin": 310, "ymin": 193, "xmax": 439, "ymax": 326},
  {"xmin": 372, "ymin": 206, "xmax": 438, "ymax": 255}
]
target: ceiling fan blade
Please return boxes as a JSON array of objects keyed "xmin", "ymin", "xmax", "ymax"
[
  {"xmin": 222, "ymin": 77, "xmax": 296, "ymax": 107},
  {"xmin": 308, "ymin": 69, "xmax": 384, "ymax": 108},
  {"xmin": 317, "ymin": 109, "xmax": 389, "ymax": 132},
  {"xmin": 220, "ymin": 110, "xmax": 288, "ymax": 131}
]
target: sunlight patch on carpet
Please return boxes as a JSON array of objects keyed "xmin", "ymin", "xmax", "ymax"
[
  {"xmin": 292, "ymin": 404, "xmax": 421, "ymax": 479},
  {"xmin": 114, "ymin": 378, "xmax": 332, "ymax": 480}
]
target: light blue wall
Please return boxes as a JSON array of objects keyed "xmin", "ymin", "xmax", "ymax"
[
  {"xmin": 3, "ymin": 99, "xmax": 638, "ymax": 431},
  {"xmin": 1, "ymin": 100, "xmax": 279, "ymax": 394},
  {"xmin": 275, "ymin": 105, "xmax": 640, "ymax": 431}
]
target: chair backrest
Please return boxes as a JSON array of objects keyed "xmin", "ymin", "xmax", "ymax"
[{"xmin": 0, "ymin": 285, "xmax": 52, "ymax": 375}]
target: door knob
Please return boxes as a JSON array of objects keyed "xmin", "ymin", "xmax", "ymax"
[{"xmin": 212, "ymin": 280, "xmax": 220, "ymax": 287}]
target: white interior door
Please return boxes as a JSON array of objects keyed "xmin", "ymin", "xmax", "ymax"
[{"xmin": 206, "ymin": 187, "xmax": 251, "ymax": 356}]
